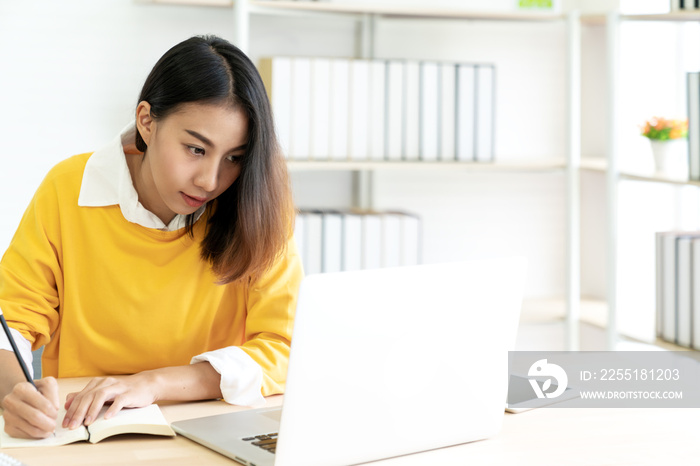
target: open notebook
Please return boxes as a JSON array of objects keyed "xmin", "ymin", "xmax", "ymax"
[{"xmin": 0, "ymin": 404, "xmax": 174, "ymax": 448}]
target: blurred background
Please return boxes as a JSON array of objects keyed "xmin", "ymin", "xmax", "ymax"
[{"xmin": 1, "ymin": 0, "xmax": 698, "ymax": 349}]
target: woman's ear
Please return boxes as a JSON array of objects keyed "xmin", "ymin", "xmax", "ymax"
[{"xmin": 136, "ymin": 101, "xmax": 154, "ymax": 146}]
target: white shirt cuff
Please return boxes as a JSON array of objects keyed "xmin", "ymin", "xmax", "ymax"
[
  {"xmin": 191, "ymin": 347, "xmax": 265, "ymax": 407},
  {"xmin": 0, "ymin": 325, "xmax": 34, "ymax": 379}
]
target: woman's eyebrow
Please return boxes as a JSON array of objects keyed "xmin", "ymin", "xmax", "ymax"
[
  {"xmin": 185, "ymin": 129, "xmax": 247, "ymax": 152},
  {"xmin": 185, "ymin": 129, "xmax": 214, "ymax": 147}
]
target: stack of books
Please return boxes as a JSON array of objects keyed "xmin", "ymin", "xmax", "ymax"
[
  {"xmin": 258, "ymin": 57, "xmax": 495, "ymax": 163},
  {"xmin": 655, "ymin": 230, "xmax": 700, "ymax": 348},
  {"xmin": 294, "ymin": 210, "xmax": 421, "ymax": 275}
]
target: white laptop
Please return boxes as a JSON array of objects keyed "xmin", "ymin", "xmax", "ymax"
[{"xmin": 172, "ymin": 257, "xmax": 527, "ymax": 466}]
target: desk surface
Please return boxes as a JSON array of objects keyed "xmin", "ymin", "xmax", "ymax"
[{"xmin": 1, "ymin": 378, "xmax": 699, "ymax": 466}]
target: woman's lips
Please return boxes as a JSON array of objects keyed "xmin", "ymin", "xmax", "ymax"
[{"xmin": 181, "ymin": 192, "xmax": 207, "ymax": 208}]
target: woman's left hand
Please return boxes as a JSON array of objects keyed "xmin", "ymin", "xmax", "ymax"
[{"xmin": 62, "ymin": 373, "xmax": 157, "ymax": 429}]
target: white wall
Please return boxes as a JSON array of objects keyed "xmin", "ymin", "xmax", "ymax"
[
  {"xmin": 0, "ymin": 0, "xmax": 576, "ymax": 300},
  {"xmin": 0, "ymin": 0, "xmax": 243, "ymax": 248}
]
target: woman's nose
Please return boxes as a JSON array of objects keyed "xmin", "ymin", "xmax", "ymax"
[{"xmin": 194, "ymin": 159, "xmax": 219, "ymax": 193}]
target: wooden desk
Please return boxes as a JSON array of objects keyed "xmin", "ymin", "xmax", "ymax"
[{"xmin": 2, "ymin": 378, "xmax": 699, "ymax": 465}]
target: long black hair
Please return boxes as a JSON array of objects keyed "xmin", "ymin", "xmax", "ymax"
[{"xmin": 135, "ymin": 35, "xmax": 293, "ymax": 283}]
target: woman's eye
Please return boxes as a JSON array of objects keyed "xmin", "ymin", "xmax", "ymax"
[
  {"xmin": 188, "ymin": 146, "xmax": 205, "ymax": 156},
  {"xmin": 227, "ymin": 154, "xmax": 243, "ymax": 163}
]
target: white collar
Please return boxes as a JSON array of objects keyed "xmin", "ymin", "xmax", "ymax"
[{"xmin": 78, "ymin": 122, "xmax": 205, "ymax": 231}]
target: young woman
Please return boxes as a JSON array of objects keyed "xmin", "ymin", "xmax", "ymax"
[{"xmin": 0, "ymin": 35, "xmax": 302, "ymax": 439}]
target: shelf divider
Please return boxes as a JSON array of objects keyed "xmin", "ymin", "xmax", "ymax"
[
  {"xmin": 234, "ymin": 0, "xmax": 249, "ymax": 53},
  {"xmin": 286, "ymin": 159, "xmax": 568, "ymax": 172},
  {"xmin": 566, "ymin": 9, "xmax": 581, "ymax": 351},
  {"xmin": 249, "ymin": 1, "xmax": 565, "ymax": 21},
  {"xmin": 606, "ymin": 11, "xmax": 620, "ymax": 351}
]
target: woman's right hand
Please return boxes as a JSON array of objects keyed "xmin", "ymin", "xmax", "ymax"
[{"xmin": 1, "ymin": 377, "xmax": 59, "ymax": 439}]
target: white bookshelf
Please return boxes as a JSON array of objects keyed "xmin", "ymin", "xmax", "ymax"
[
  {"xmin": 582, "ymin": 11, "xmax": 700, "ymax": 349},
  {"xmin": 140, "ymin": 0, "xmax": 564, "ymax": 20},
  {"xmin": 521, "ymin": 296, "xmax": 605, "ymax": 325},
  {"xmin": 143, "ymin": 0, "xmax": 583, "ymax": 349},
  {"xmin": 582, "ymin": 157, "xmax": 700, "ymax": 187},
  {"xmin": 583, "ymin": 12, "xmax": 700, "ymax": 24},
  {"xmin": 249, "ymin": 1, "xmax": 564, "ymax": 21},
  {"xmin": 287, "ymin": 159, "xmax": 568, "ymax": 172}
]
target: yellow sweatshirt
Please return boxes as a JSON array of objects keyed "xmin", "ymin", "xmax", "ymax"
[{"xmin": 0, "ymin": 153, "xmax": 302, "ymax": 396}]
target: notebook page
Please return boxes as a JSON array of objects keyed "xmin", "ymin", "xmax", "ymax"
[{"xmin": 0, "ymin": 409, "xmax": 88, "ymax": 448}]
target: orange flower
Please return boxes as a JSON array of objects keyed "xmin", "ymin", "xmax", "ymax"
[{"xmin": 641, "ymin": 116, "xmax": 688, "ymax": 140}]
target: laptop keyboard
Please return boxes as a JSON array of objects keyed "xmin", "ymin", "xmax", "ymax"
[{"xmin": 242, "ymin": 433, "xmax": 279, "ymax": 454}]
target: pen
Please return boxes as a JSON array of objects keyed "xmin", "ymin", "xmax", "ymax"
[
  {"xmin": 0, "ymin": 313, "xmax": 55, "ymax": 437},
  {"xmin": 0, "ymin": 313, "xmax": 35, "ymax": 387}
]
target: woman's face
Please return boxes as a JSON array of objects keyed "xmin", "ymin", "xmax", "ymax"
[{"xmin": 134, "ymin": 101, "xmax": 248, "ymax": 224}]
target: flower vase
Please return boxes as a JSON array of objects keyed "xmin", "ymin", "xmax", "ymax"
[{"xmin": 649, "ymin": 139, "xmax": 688, "ymax": 180}]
